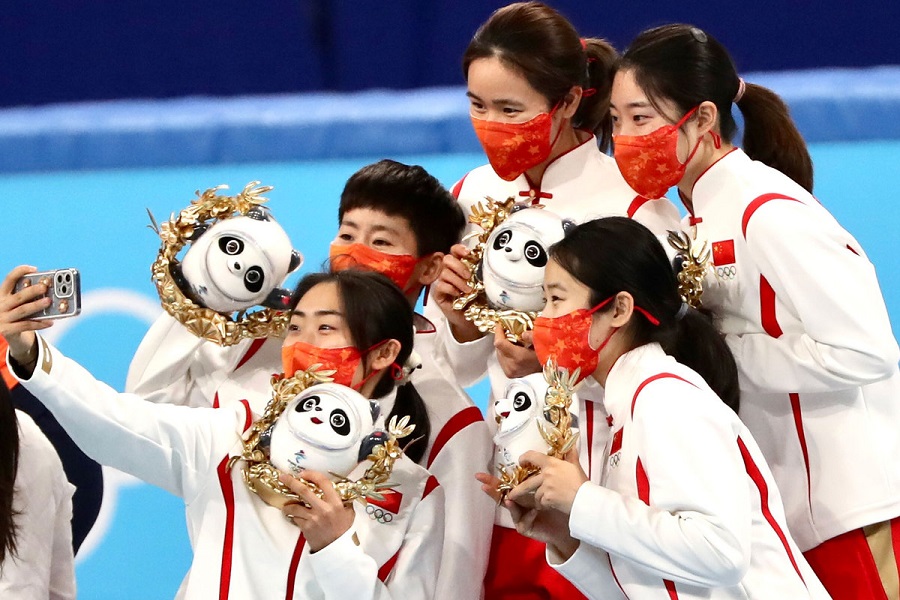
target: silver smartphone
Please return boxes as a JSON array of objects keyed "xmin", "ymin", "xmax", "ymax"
[{"xmin": 14, "ymin": 268, "xmax": 82, "ymax": 320}]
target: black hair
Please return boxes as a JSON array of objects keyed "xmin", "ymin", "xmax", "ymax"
[
  {"xmin": 291, "ymin": 270, "xmax": 431, "ymax": 464},
  {"xmin": 463, "ymin": 1, "xmax": 619, "ymax": 150},
  {"xmin": 550, "ymin": 217, "xmax": 740, "ymax": 411},
  {"xmin": 619, "ymin": 24, "xmax": 813, "ymax": 192},
  {"xmin": 338, "ymin": 159, "xmax": 466, "ymax": 257},
  {"xmin": 0, "ymin": 377, "xmax": 19, "ymax": 566}
]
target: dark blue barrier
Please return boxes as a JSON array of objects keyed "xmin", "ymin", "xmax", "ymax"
[{"xmin": 0, "ymin": 66, "xmax": 898, "ymax": 174}]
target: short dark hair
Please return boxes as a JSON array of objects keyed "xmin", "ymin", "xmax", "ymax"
[{"xmin": 338, "ymin": 159, "xmax": 465, "ymax": 257}]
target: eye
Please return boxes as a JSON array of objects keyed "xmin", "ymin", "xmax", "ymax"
[
  {"xmin": 523, "ymin": 241, "xmax": 548, "ymax": 267},
  {"xmin": 493, "ymin": 230, "xmax": 512, "ymax": 250},
  {"xmin": 297, "ymin": 396, "xmax": 320, "ymax": 412},
  {"xmin": 219, "ymin": 236, "xmax": 244, "ymax": 256},
  {"xmin": 330, "ymin": 409, "xmax": 350, "ymax": 435},
  {"xmin": 512, "ymin": 391, "xmax": 532, "ymax": 412},
  {"xmin": 244, "ymin": 266, "xmax": 264, "ymax": 293},
  {"xmin": 337, "ymin": 233, "xmax": 354, "ymax": 242}
]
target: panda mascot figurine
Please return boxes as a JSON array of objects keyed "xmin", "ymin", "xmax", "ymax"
[
  {"xmin": 178, "ymin": 206, "xmax": 302, "ymax": 314},
  {"xmin": 481, "ymin": 205, "xmax": 574, "ymax": 312},
  {"xmin": 263, "ymin": 383, "xmax": 387, "ymax": 481},
  {"xmin": 493, "ymin": 372, "xmax": 580, "ymax": 472}
]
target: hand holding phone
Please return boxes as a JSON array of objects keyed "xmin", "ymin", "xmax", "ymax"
[{"xmin": 13, "ymin": 268, "xmax": 82, "ymax": 320}]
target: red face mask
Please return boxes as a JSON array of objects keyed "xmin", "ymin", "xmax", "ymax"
[
  {"xmin": 613, "ymin": 106, "xmax": 702, "ymax": 199},
  {"xmin": 471, "ymin": 105, "xmax": 563, "ymax": 182},
  {"xmin": 329, "ymin": 243, "xmax": 420, "ymax": 292},
  {"xmin": 532, "ymin": 297, "xmax": 615, "ymax": 383}
]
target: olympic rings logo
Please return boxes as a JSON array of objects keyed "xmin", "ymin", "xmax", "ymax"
[
  {"xmin": 366, "ymin": 504, "xmax": 394, "ymax": 524},
  {"xmin": 716, "ymin": 265, "xmax": 737, "ymax": 280}
]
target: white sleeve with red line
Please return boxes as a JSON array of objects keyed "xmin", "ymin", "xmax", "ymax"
[
  {"xmin": 425, "ymin": 312, "xmax": 495, "ymax": 388},
  {"xmin": 547, "ymin": 543, "xmax": 626, "ymax": 600},
  {"xmin": 12, "ymin": 337, "xmax": 233, "ymax": 499},
  {"xmin": 730, "ymin": 198, "xmax": 900, "ymax": 394},
  {"xmin": 427, "ymin": 410, "xmax": 494, "ymax": 600},
  {"xmin": 308, "ymin": 481, "xmax": 445, "ymax": 600},
  {"xmin": 126, "ymin": 312, "xmax": 252, "ymax": 407},
  {"xmin": 568, "ymin": 379, "xmax": 752, "ymax": 587}
]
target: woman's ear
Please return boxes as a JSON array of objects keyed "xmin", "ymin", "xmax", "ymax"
[
  {"xmin": 559, "ymin": 85, "xmax": 583, "ymax": 119},
  {"xmin": 609, "ymin": 292, "xmax": 635, "ymax": 327},
  {"xmin": 695, "ymin": 100, "xmax": 719, "ymax": 138},
  {"xmin": 367, "ymin": 339, "xmax": 402, "ymax": 372},
  {"xmin": 415, "ymin": 252, "xmax": 445, "ymax": 287}
]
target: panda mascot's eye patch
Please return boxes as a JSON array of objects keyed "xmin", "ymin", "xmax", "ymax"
[
  {"xmin": 244, "ymin": 266, "xmax": 265, "ymax": 293},
  {"xmin": 330, "ymin": 409, "xmax": 351, "ymax": 436},
  {"xmin": 493, "ymin": 230, "xmax": 512, "ymax": 250},
  {"xmin": 297, "ymin": 396, "xmax": 321, "ymax": 412},
  {"xmin": 513, "ymin": 391, "xmax": 532, "ymax": 412},
  {"xmin": 523, "ymin": 241, "xmax": 548, "ymax": 267},
  {"xmin": 219, "ymin": 236, "xmax": 245, "ymax": 256}
]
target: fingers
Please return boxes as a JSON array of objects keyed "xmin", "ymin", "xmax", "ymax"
[
  {"xmin": 475, "ymin": 472, "xmax": 502, "ymax": 503},
  {"xmin": 437, "ymin": 254, "xmax": 473, "ymax": 296},
  {"xmin": 0, "ymin": 265, "xmax": 36, "ymax": 297},
  {"xmin": 450, "ymin": 243, "xmax": 469, "ymax": 260},
  {"xmin": 521, "ymin": 329, "xmax": 534, "ymax": 348},
  {"xmin": 278, "ymin": 472, "xmax": 327, "ymax": 511},
  {"xmin": 519, "ymin": 450, "xmax": 551, "ymax": 470},
  {"xmin": 281, "ymin": 500, "xmax": 308, "ymax": 525},
  {"xmin": 300, "ymin": 470, "xmax": 341, "ymax": 505}
]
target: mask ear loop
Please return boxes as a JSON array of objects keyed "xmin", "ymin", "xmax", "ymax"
[{"xmin": 351, "ymin": 340, "xmax": 391, "ymax": 392}]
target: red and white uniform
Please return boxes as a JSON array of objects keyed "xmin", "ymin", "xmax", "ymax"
[
  {"xmin": 13, "ymin": 337, "xmax": 444, "ymax": 600},
  {"xmin": 684, "ymin": 148, "xmax": 900, "ymax": 551},
  {"xmin": 552, "ymin": 343, "xmax": 830, "ymax": 599},
  {"xmin": 0, "ymin": 411, "xmax": 76, "ymax": 600},
  {"xmin": 126, "ymin": 313, "xmax": 494, "ymax": 600}
]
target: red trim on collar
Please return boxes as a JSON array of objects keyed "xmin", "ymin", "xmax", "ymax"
[
  {"xmin": 689, "ymin": 146, "xmax": 739, "ymax": 199},
  {"xmin": 413, "ymin": 312, "xmax": 436, "ymax": 335},
  {"xmin": 626, "ymin": 195, "xmax": 651, "ymax": 219}
]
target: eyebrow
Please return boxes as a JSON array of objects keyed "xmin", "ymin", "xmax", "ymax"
[
  {"xmin": 466, "ymin": 91, "xmax": 524, "ymax": 108},
  {"xmin": 610, "ymin": 100, "xmax": 653, "ymax": 110},
  {"xmin": 341, "ymin": 219, "xmax": 398, "ymax": 236},
  {"xmin": 291, "ymin": 309, "xmax": 343, "ymax": 318},
  {"xmin": 544, "ymin": 282, "xmax": 566, "ymax": 292}
]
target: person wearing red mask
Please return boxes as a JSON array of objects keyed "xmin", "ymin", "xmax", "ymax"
[
  {"xmin": 502, "ymin": 216, "xmax": 830, "ymax": 599},
  {"xmin": 1, "ymin": 267, "xmax": 445, "ymax": 599},
  {"xmin": 610, "ymin": 24, "xmax": 900, "ymax": 599},
  {"xmin": 427, "ymin": 3, "xmax": 680, "ymax": 597}
]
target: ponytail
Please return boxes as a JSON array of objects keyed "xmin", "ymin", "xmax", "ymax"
[
  {"xmin": 667, "ymin": 307, "xmax": 740, "ymax": 412},
  {"xmin": 386, "ymin": 383, "xmax": 431, "ymax": 465},
  {"xmin": 0, "ymin": 378, "xmax": 19, "ymax": 565},
  {"xmin": 578, "ymin": 37, "xmax": 618, "ymax": 151},
  {"xmin": 737, "ymin": 83, "xmax": 814, "ymax": 193}
]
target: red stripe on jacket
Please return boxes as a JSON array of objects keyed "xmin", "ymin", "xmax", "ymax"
[
  {"xmin": 737, "ymin": 436, "xmax": 806, "ymax": 584},
  {"xmin": 216, "ymin": 456, "xmax": 236, "ymax": 600},
  {"xmin": 234, "ymin": 338, "xmax": 267, "ymax": 372},
  {"xmin": 631, "ymin": 373, "xmax": 697, "ymax": 418},
  {"xmin": 741, "ymin": 193, "xmax": 801, "ymax": 239},
  {"xmin": 284, "ymin": 535, "xmax": 307, "ymax": 600},
  {"xmin": 450, "ymin": 173, "xmax": 469, "ymax": 199},
  {"xmin": 426, "ymin": 406, "xmax": 483, "ymax": 468}
]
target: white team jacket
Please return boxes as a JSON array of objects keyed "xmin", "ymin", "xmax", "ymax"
[
  {"xmin": 426, "ymin": 134, "xmax": 681, "ymax": 408},
  {"xmin": 0, "ymin": 411, "xmax": 76, "ymax": 600},
  {"xmin": 125, "ymin": 313, "xmax": 494, "ymax": 599},
  {"xmin": 685, "ymin": 149, "xmax": 900, "ymax": 550},
  {"xmin": 12, "ymin": 337, "xmax": 445, "ymax": 600},
  {"xmin": 552, "ymin": 343, "xmax": 830, "ymax": 599}
]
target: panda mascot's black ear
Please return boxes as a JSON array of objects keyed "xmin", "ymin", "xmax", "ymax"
[
  {"xmin": 369, "ymin": 400, "xmax": 381, "ymax": 423},
  {"xmin": 475, "ymin": 261, "xmax": 484, "ymax": 284},
  {"xmin": 358, "ymin": 430, "xmax": 389, "ymax": 462},
  {"xmin": 247, "ymin": 206, "xmax": 273, "ymax": 221},
  {"xmin": 569, "ymin": 413, "xmax": 579, "ymax": 430},
  {"xmin": 509, "ymin": 203, "xmax": 529, "ymax": 214},
  {"xmin": 170, "ymin": 261, "xmax": 202, "ymax": 304},
  {"xmin": 288, "ymin": 250, "xmax": 304, "ymax": 274},
  {"xmin": 672, "ymin": 254, "xmax": 686, "ymax": 276},
  {"xmin": 561, "ymin": 219, "xmax": 577, "ymax": 236},
  {"xmin": 186, "ymin": 222, "xmax": 210, "ymax": 242},
  {"xmin": 262, "ymin": 287, "xmax": 294, "ymax": 310},
  {"xmin": 259, "ymin": 424, "xmax": 274, "ymax": 453}
]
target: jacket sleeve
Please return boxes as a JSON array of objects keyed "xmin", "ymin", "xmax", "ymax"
[
  {"xmin": 126, "ymin": 312, "xmax": 252, "ymax": 406},
  {"xmin": 306, "ymin": 483, "xmax": 445, "ymax": 600},
  {"xmin": 424, "ymin": 308, "xmax": 494, "ymax": 389},
  {"xmin": 12, "ymin": 336, "xmax": 229, "ymax": 498},
  {"xmin": 547, "ymin": 543, "xmax": 627, "ymax": 600},
  {"xmin": 568, "ymin": 379, "xmax": 751, "ymax": 588},
  {"xmin": 427, "ymin": 412, "xmax": 494, "ymax": 600},
  {"xmin": 729, "ymin": 199, "xmax": 900, "ymax": 394}
]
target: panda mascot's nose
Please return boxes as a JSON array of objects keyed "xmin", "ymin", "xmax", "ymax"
[
  {"xmin": 504, "ymin": 245, "xmax": 523, "ymax": 261},
  {"xmin": 228, "ymin": 260, "xmax": 244, "ymax": 273}
]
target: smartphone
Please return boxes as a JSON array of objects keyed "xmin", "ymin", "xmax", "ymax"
[{"xmin": 14, "ymin": 268, "xmax": 82, "ymax": 320}]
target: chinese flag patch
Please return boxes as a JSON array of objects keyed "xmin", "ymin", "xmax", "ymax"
[
  {"xmin": 610, "ymin": 428, "xmax": 624, "ymax": 455},
  {"xmin": 712, "ymin": 240, "xmax": 736, "ymax": 266}
]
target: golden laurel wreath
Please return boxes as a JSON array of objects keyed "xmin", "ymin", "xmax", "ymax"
[
  {"xmin": 228, "ymin": 366, "xmax": 415, "ymax": 510},
  {"xmin": 149, "ymin": 182, "xmax": 289, "ymax": 346},
  {"xmin": 667, "ymin": 230, "xmax": 711, "ymax": 309},
  {"xmin": 452, "ymin": 196, "xmax": 538, "ymax": 344},
  {"xmin": 496, "ymin": 357, "xmax": 581, "ymax": 501}
]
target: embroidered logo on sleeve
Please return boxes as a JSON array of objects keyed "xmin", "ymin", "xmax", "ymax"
[
  {"xmin": 366, "ymin": 490, "xmax": 402, "ymax": 524},
  {"xmin": 712, "ymin": 239, "xmax": 737, "ymax": 280},
  {"xmin": 39, "ymin": 337, "xmax": 53, "ymax": 374}
]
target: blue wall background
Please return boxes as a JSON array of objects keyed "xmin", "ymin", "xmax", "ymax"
[{"xmin": 2, "ymin": 1, "xmax": 899, "ymax": 107}]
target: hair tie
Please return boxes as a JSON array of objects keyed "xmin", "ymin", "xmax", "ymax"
[
  {"xmin": 675, "ymin": 302, "xmax": 690, "ymax": 321},
  {"xmin": 580, "ymin": 37, "xmax": 588, "ymax": 50},
  {"xmin": 733, "ymin": 78, "xmax": 746, "ymax": 103},
  {"xmin": 391, "ymin": 350, "xmax": 422, "ymax": 385},
  {"xmin": 582, "ymin": 87, "xmax": 597, "ymax": 98}
]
